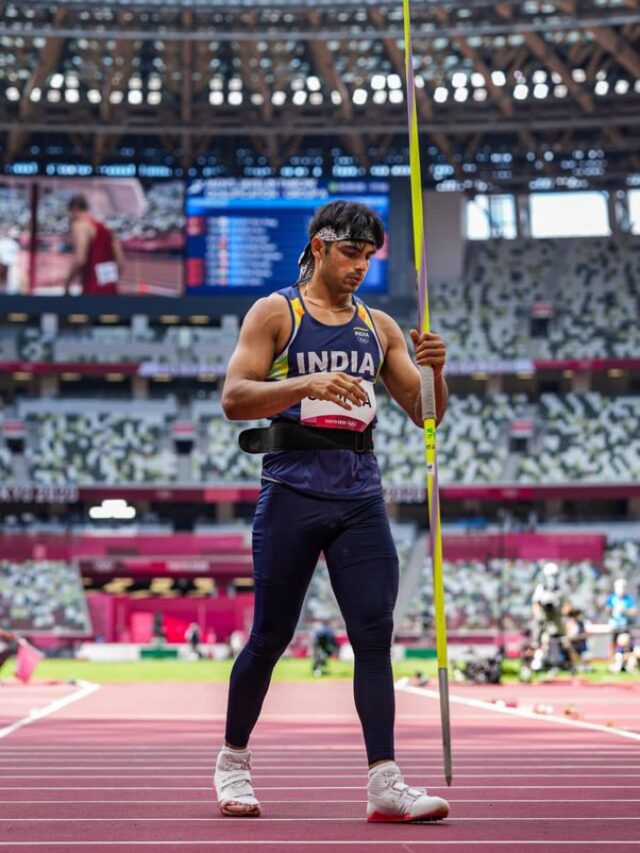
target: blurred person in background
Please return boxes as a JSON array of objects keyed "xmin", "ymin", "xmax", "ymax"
[
  {"xmin": 185, "ymin": 622, "xmax": 202, "ymax": 659},
  {"xmin": 0, "ymin": 226, "xmax": 25, "ymax": 293},
  {"xmin": 606, "ymin": 578, "xmax": 637, "ymax": 667},
  {"xmin": 64, "ymin": 194, "xmax": 125, "ymax": 295},
  {"xmin": 0, "ymin": 627, "xmax": 18, "ymax": 679},
  {"xmin": 310, "ymin": 620, "xmax": 338, "ymax": 677},
  {"xmin": 564, "ymin": 608, "xmax": 591, "ymax": 673},
  {"xmin": 531, "ymin": 562, "xmax": 576, "ymax": 673}
]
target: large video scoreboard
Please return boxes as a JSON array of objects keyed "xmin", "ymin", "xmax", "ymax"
[{"xmin": 184, "ymin": 178, "xmax": 389, "ymax": 296}]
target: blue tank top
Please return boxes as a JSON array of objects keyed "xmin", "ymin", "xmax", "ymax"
[{"xmin": 262, "ymin": 284, "xmax": 385, "ymax": 499}]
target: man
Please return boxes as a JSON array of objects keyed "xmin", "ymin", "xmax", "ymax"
[
  {"xmin": 310, "ymin": 620, "xmax": 338, "ymax": 677},
  {"xmin": 531, "ymin": 562, "xmax": 575, "ymax": 672},
  {"xmin": 606, "ymin": 577, "xmax": 637, "ymax": 665},
  {"xmin": 214, "ymin": 200, "xmax": 450, "ymax": 823},
  {"xmin": 64, "ymin": 194, "xmax": 125, "ymax": 294}
]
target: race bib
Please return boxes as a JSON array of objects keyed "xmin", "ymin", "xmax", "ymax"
[
  {"xmin": 95, "ymin": 261, "xmax": 118, "ymax": 286},
  {"xmin": 300, "ymin": 379, "xmax": 376, "ymax": 432}
]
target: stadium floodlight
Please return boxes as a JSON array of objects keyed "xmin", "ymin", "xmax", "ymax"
[
  {"xmin": 292, "ymin": 89, "xmax": 307, "ymax": 105},
  {"xmin": 434, "ymin": 86, "xmax": 448, "ymax": 103},
  {"xmin": 6, "ymin": 86, "xmax": 20, "ymax": 101},
  {"xmin": 306, "ymin": 75, "xmax": 321, "ymax": 91},
  {"xmin": 128, "ymin": 90, "xmax": 143, "ymax": 104},
  {"xmin": 554, "ymin": 84, "xmax": 568, "ymax": 98},
  {"xmin": 388, "ymin": 89, "xmax": 404, "ymax": 104},
  {"xmin": 470, "ymin": 72, "xmax": 485, "ymax": 88},
  {"xmin": 330, "ymin": 90, "xmax": 342, "ymax": 104},
  {"xmin": 614, "ymin": 80, "xmax": 629, "ymax": 95},
  {"xmin": 209, "ymin": 91, "xmax": 224, "ymax": 105},
  {"xmin": 387, "ymin": 73, "xmax": 402, "ymax": 90},
  {"xmin": 30, "ymin": 88, "xmax": 42, "ymax": 102},
  {"xmin": 309, "ymin": 92, "xmax": 323, "ymax": 105},
  {"xmin": 572, "ymin": 68, "xmax": 586, "ymax": 83},
  {"xmin": 87, "ymin": 88, "xmax": 101, "ymax": 103},
  {"xmin": 352, "ymin": 88, "xmax": 368, "ymax": 105},
  {"xmin": 491, "ymin": 70, "xmax": 506, "ymax": 87},
  {"xmin": 473, "ymin": 88, "xmax": 487, "ymax": 102},
  {"xmin": 451, "ymin": 71, "xmax": 467, "ymax": 89},
  {"xmin": 250, "ymin": 92, "xmax": 264, "ymax": 105},
  {"xmin": 47, "ymin": 89, "xmax": 61, "ymax": 102},
  {"xmin": 371, "ymin": 73, "xmax": 386, "ymax": 90},
  {"xmin": 594, "ymin": 80, "xmax": 609, "ymax": 96},
  {"xmin": 453, "ymin": 87, "xmax": 468, "ymax": 102},
  {"xmin": 513, "ymin": 83, "xmax": 528, "ymax": 100},
  {"xmin": 65, "ymin": 89, "xmax": 80, "ymax": 103},
  {"xmin": 271, "ymin": 90, "xmax": 286, "ymax": 105},
  {"xmin": 50, "ymin": 73, "xmax": 64, "ymax": 89},
  {"xmin": 533, "ymin": 83, "xmax": 549, "ymax": 99},
  {"xmin": 372, "ymin": 90, "xmax": 387, "ymax": 104},
  {"xmin": 228, "ymin": 91, "xmax": 243, "ymax": 105}
]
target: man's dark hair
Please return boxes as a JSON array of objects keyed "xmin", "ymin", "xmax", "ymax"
[
  {"xmin": 296, "ymin": 200, "xmax": 385, "ymax": 283},
  {"xmin": 68, "ymin": 194, "xmax": 89, "ymax": 212},
  {"xmin": 307, "ymin": 200, "xmax": 385, "ymax": 249}
]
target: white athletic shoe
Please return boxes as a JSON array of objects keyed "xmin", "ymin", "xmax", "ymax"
[
  {"xmin": 214, "ymin": 747, "xmax": 261, "ymax": 817},
  {"xmin": 366, "ymin": 761, "xmax": 449, "ymax": 823}
]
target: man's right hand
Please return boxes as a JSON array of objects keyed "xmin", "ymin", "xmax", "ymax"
[{"xmin": 304, "ymin": 372, "xmax": 369, "ymax": 410}]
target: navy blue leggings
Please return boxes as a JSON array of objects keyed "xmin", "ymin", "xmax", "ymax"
[{"xmin": 225, "ymin": 481, "xmax": 399, "ymax": 765}]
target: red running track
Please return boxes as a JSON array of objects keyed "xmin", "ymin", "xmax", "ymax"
[{"xmin": 0, "ymin": 678, "xmax": 639, "ymax": 852}]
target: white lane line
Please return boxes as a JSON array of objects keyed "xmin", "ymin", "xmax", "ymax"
[
  {"xmin": 3, "ymin": 798, "xmax": 640, "ymax": 805},
  {"xmin": 2, "ymin": 763, "xmax": 638, "ymax": 771},
  {"xmin": 1, "ymin": 817, "xmax": 640, "ymax": 822},
  {"xmin": 2, "ymin": 746, "xmax": 638, "ymax": 753},
  {"xmin": 2, "ymin": 784, "xmax": 639, "ymax": 791},
  {"xmin": 2, "ymin": 773, "xmax": 638, "ymax": 780},
  {"xmin": 0, "ymin": 683, "xmax": 100, "ymax": 741},
  {"xmin": 0, "ymin": 840, "xmax": 638, "ymax": 850},
  {"xmin": 396, "ymin": 683, "xmax": 640, "ymax": 742},
  {"xmin": 0, "ymin": 844, "xmax": 639, "ymax": 848}
]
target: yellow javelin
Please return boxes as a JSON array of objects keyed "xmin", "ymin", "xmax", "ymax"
[{"xmin": 402, "ymin": 0, "xmax": 452, "ymax": 786}]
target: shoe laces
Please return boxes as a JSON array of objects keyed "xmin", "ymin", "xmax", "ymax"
[{"xmin": 372, "ymin": 767, "xmax": 426, "ymax": 802}]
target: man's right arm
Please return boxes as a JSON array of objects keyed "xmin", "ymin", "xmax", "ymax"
[{"xmin": 221, "ymin": 295, "xmax": 369, "ymax": 421}]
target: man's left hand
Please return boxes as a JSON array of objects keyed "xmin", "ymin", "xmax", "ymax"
[{"xmin": 409, "ymin": 330, "xmax": 446, "ymax": 376}]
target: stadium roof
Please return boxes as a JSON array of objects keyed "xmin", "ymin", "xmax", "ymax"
[{"xmin": 0, "ymin": 0, "xmax": 639, "ymax": 189}]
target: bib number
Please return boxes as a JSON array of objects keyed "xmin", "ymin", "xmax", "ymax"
[
  {"xmin": 95, "ymin": 261, "xmax": 118, "ymax": 286},
  {"xmin": 300, "ymin": 379, "xmax": 376, "ymax": 432}
]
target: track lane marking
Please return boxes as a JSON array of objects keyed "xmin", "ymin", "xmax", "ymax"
[
  {"xmin": 0, "ymin": 683, "xmax": 100, "ymax": 741},
  {"xmin": 396, "ymin": 683, "xmax": 640, "ymax": 741}
]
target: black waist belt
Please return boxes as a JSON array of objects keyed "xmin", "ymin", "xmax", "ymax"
[{"xmin": 239, "ymin": 420, "xmax": 374, "ymax": 454}]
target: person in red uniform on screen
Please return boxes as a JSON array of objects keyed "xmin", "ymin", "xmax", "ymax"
[{"xmin": 63, "ymin": 194, "xmax": 125, "ymax": 295}]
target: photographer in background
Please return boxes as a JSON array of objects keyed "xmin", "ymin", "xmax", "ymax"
[{"xmin": 531, "ymin": 562, "xmax": 576, "ymax": 673}]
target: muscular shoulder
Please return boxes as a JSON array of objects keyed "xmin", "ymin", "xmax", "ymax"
[
  {"xmin": 368, "ymin": 307, "xmax": 403, "ymax": 355},
  {"xmin": 241, "ymin": 292, "xmax": 292, "ymax": 348}
]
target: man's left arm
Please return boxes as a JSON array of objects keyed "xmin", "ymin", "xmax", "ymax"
[
  {"xmin": 63, "ymin": 222, "xmax": 91, "ymax": 289},
  {"xmin": 375, "ymin": 311, "xmax": 448, "ymax": 427}
]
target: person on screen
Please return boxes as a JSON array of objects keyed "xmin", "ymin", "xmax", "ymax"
[
  {"xmin": 63, "ymin": 194, "xmax": 125, "ymax": 295},
  {"xmin": 213, "ymin": 200, "xmax": 450, "ymax": 824},
  {"xmin": 0, "ymin": 227, "xmax": 25, "ymax": 293}
]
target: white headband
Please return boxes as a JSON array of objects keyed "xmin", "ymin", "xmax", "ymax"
[{"xmin": 297, "ymin": 226, "xmax": 377, "ymax": 279}]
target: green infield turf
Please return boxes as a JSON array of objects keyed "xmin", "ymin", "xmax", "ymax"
[{"xmin": 12, "ymin": 656, "xmax": 637, "ymax": 684}]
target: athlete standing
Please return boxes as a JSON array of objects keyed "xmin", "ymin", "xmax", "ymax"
[
  {"xmin": 215, "ymin": 200, "xmax": 450, "ymax": 823},
  {"xmin": 64, "ymin": 194, "xmax": 125, "ymax": 295}
]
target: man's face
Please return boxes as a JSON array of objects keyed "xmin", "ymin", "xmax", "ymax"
[{"xmin": 312, "ymin": 237, "xmax": 377, "ymax": 292}]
